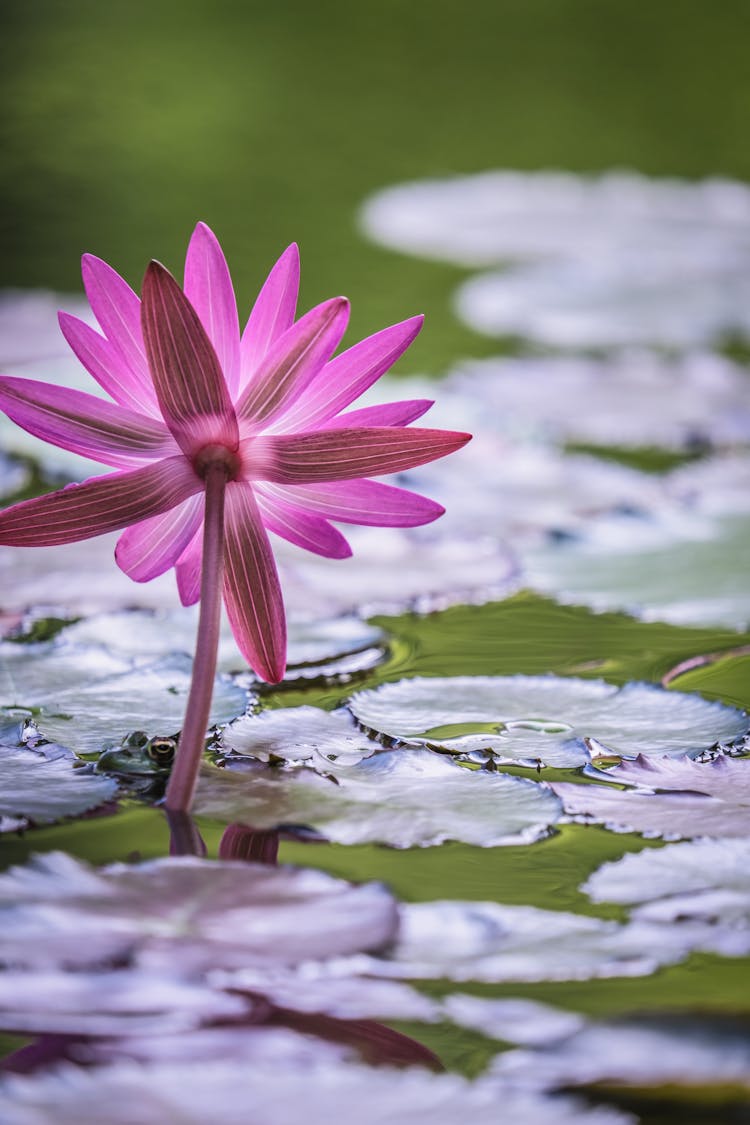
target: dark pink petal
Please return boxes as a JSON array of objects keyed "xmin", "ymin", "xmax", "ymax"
[
  {"xmin": 115, "ymin": 493, "xmax": 204, "ymax": 582},
  {"xmin": 236, "ymin": 298, "xmax": 349, "ymax": 427},
  {"xmin": 81, "ymin": 255, "xmax": 151, "ymax": 386},
  {"xmin": 256, "ymin": 486, "xmax": 352, "ymax": 558},
  {"xmin": 239, "ymin": 243, "xmax": 300, "ymax": 390},
  {"xmin": 263, "ymin": 479, "xmax": 445, "ymax": 527},
  {"xmin": 58, "ymin": 313, "xmax": 160, "ymax": 416},
  {"xmin": 318, "ymin": 399, "xmax": 434, "ymax": 430},
  {"xmin": 0, "ymin": 457, "xmax": 201, "ymax": 547},
  {"xmin": 247, "ymin": 427, "xmax": 471, "ymax": 484},
  {"xmin": 141, "ymin": 262, "xmax": 239, "ymax": 456},
  {"xmin": 0, "ymin": 376, "xmax": 177, "ymax": 469},
  {"xmin": 274, "ymin": 316, "xmax": 423, "ymax": 432},
  {"xmin": 184, "ymin": 222, "xmax": 241, "ymax": 396},
  {"xmin": 222, "ymin": 481, "xmax": 286, "ymax": 683},
  {"xmin": 175, "ymin": 529, "xmax": 203, "ymax": 606}
]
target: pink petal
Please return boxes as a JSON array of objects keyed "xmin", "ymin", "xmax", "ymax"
[
  {"xmin": 141, "ymin": 262, "xmax": 239, "ymax": 456},
  {"xmin": 255, "ymin": 486, "xmax": 352, "ymax": 558},
  {"xmin": 0, "ymin": 457, "xmax": 201, "ymax": 547},
  {"xmin": 115, "ymin": 493, "xmax": 204, "ymax": 582},
  {"xmin": 274, "ymin": 316, "xmax": 423, "ymax": 432},
  {"xmin": 184, "ymin": 222, "xmax": 241, "ymax": 396},
  {"xmin": 317, "ymin": 399, "xmax": 434, "ymax": 430},
  {"xmin": 222, "ymin": 481, "xmax": 286, "ymax": 682},
  {"xmin": 236, "ymin": 297, "xmax": 349, "ymax": 427},
  {"xmin": 0, "ymin": 376, "xmax": 177, "ymax": 469},
  {"xmin": 262, "ymin": 479, "xmax": 445, "ymax": 527},
  {"xmin": 175, "ymin": 529, "xmax": 203, "ymax": 606},
  {"xmin": 58, "ymin": 313, "xmax": 160, "ymax": 416},
  {"xmin": 239, "ymin": 243, "xmax": 300, "ymax": 390},
  {"xmin": 247, "ymin": 427, "xmax": 472, "ymax": 484},
  {"xmin": 81, "ymin": 255, "xmax": 152, "ymax": 387}
]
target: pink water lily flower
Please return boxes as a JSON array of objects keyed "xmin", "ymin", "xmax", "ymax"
[{"xmin": 0, "ymin": 223, "xmax": 470, "ymax": 810}]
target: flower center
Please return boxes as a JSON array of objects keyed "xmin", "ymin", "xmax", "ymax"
[{"xmin": 193, "ymin": 443, "xmax": 241, "ymax": 482}]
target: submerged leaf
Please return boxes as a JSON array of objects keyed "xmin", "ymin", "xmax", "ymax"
[
  {"xmin": 195, "ymin": 749, "xmax": 562, "ymax": 848},
  {"xmin": 348, "ymin": 675, "xmax": 749, "ymax": 765}
]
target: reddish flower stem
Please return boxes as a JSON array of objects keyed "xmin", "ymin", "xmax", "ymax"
[{"xmin": 165, "ymin": 462, "xmax": 227, "ymax": 813}]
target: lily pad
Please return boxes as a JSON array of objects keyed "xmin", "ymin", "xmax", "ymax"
[
  {"xmin": 583, "ymin": 837, "xmax": 750, "ymax": 953},
  {"xmin": 0, "ymin": 643, "xmax": 247, "ymax": 754},
  {"xmin": 0, "ymin": 852, "xmax": 398, "ymax": 972},
  {"xmin": 442, "ymin": 995, "xmax": 586, "ymax": 1046},
  {"xmin": 524, "ymin": 512, "xmax": 750, "ymax": 630},
  {"xmin": 0, "ymin": 1059, "xmax": 635, "ymax": 1125},
  {"xmin": 552, "ymin": 753, "xmax": 750, "ymax": 839},
  {"xmin": 220, "ymin": 706, "xmax": 379, "ymax": 765},
  {"xmin": 348, "ymin": 675, "xmax": 749, "ymax": 765},
  {"xmin": 0, "ymin": 738, "xmax": 117, "ymax": 829},
  {"xmin": 195, "ymin": 750, "xmax": 562, "ymax": 848}
]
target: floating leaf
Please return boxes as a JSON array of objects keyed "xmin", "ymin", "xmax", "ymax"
[
  {"xmin": 195, "ymin": 750, "xmax": 562, "ymax": 848},
  {"xmin": 0, "ymin": 738, "xmax": 117, "ymax": 828},
  {"xmin": 583, "ymin": 838, "xmax": 750, "ymax": 955},
  {"xmin": 0, "ymin": 853, "xmax": 398, "ymax": 972},
  {"xmin": 553, "ymin": 754, "xmax": 750, "ymax": 839},
  {"xmin": 0, "ymin": 643, "xmax": 247, "ymax": 754},
  {"xmin": 77, "ymin": 1026, "xmax": 349, "ymax": 1068},
  {"xmin": 348, "ymin": 675, "xmax": 749, "ymax": 765},
  {"xmin": 220, "ymin": 706, "xmax": 379, "ymax": 765},
  {"xmin": 525, "ymin": 513, "xmax": 750, "ymax": 630},
  {"xmin": 442, "ymin": 995, "xmax": 586, "ymax": 1047},
  {"xmin": 0, "ymin": 1058, "xmax": 636, "ymax": 1125}
]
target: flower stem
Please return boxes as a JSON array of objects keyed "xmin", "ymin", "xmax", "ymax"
[{"xmin": 165, "ymin": 462, "xmax": 227, "ymax": 814}]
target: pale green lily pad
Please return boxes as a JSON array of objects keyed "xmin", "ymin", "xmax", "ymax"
[
  {"xmin": 195, "ymin": 750, "xmax": 562, "ymax": 848},
  {"xmin": 0, "ymin": 852, "xmax": 398, "ymax": 972},
  {"xmin": 524, "ymin": 513, "xmax": 750, "ymax": 630},
  {"xmin": 348, "ymin": 675, "xmax": 749, "ymax": 766},
  {"xmin": 583, "ymin": 838, "xmax": 750, "ymax": 954},
  {"xmin": 0, "ymin": 739, "xmax": 117, "ymax": 829},
  {"xmin": 553, "ymin": 753, "xmax": 750, "ymax": 839},
  {"xmin": 220, "ymin": 706, "xmax": 379, "ymax": 765},
  {"xmin": 0, "ymin": 1058, "xmax": 635, "ymax": 1125},
  {"xmin": 0, "ymin": 643, "xmax": 247, "ymax": 754},
  {"xmin": 61, "ymin": 610, "xmax": 385, "ymax": 680}
]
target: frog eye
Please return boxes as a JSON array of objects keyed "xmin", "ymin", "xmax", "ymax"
[
  {"xmin": 147, "ymin": 738, "xmax": 177, "ymax": 762},
  {"xmin": 123, "ymin": 731, "xmax": 149, "ymax": 750}
]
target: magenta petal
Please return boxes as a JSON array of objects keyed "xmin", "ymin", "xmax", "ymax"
[
  {"xmin": 264, "ymin": 479, "xmax": 445, "ymax": 527},
  {"xmin": 58, "ymin": 313, "xmax": 160, "ymax": 416},
  {"xmin": 318, "ymin": 399, "xmax": 434, "ymax": 430},
  {"xmin": 222, "ymin": 482, "xmax": 286, "ymax": 682},
  {"xmin": 249, "ymin": 427, "xmax": 472, "ymax": 484},
  {"xmin": 0, "ymin": 457, "xmax": 201, "ymax": 547},
  {"xmin": 239, "ymin": 243, "xmax": 300, "ymax": 390},
  {"xmin": 184, "ymin": 222, "xmax": 241, "ymax": 396},
  {"xmin": 175, "ymin": 529, "xmax": 203, "ymax": 606},
  {"xmin": 81, "ymin": 255, "xmax": 151, "ymax": 386},
  {"xmin": 115, "ymin": 493, "xmax": 204, "ymax": 582},
  {"xmin": 256, "ymin": 487, "xmax": 352, "ymax": 558},
  {"xmin": 141, "ymin": 262, "xmax": 239, "ymax": 456},
  {"xmin": 275, "ymin": 315, "xmax": 423, "ymax": 432},
  {"xmin": 0, "ymin": 376, "xmax": 177, "ymax": 469},
  {"xmin": 236, "ymin": 297, "xmax": 350, "ymax": 426}
]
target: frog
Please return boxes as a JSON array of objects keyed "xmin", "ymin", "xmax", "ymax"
[{"xmin": 96, "ymin": 730, "xmax": 178, "ymax": 778}]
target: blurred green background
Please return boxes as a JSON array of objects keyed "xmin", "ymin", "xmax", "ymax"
[{"xmin": 2, "ymin": 0, "xmax": 749, "ymax": 371}]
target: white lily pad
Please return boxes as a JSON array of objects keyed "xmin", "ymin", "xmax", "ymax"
[
  {"xmin": 0, "ymin": 970, "xmax": 249, "ymax": 1037},
  {"xmin": 666, "ymin": 451, "xmax": 750, "ymax": 515},
  {"xmin": 492, "ymin": 1018, "xmax": 750, "ymax": 1093},
  {"xmin": 0, "ymin": 1059, "xmax": 635, "ymax": 1125},
  {"xmin": 220, "ymin": 706, "xmax": 379, "ymax": 766},
  {"xmin": 77, "ymin": 1026, "xmax": 349, "ymax": 1068},
  {"xmin": 553, "ymin": 753, "xmax": 750, "ymax": 839},
  {"xmin": 61, "ymin": 610, "xmax": 386, "ymax": 680},
  {"xmin": 348, "ymin": 675, "xmax": 749, "ymax": 765},
  {"xmin": 524, "ymin": 512, "xmax": 750, "ymax": 630},
  {"xmin": 0, "ymin": 852, "xmax": 398, "ymax": 972},
  {"xmin": 583, "ymin": 838, "xmax": 750, "ymax": 953},
  {"xmin": 195, "ymin": 749, "xmax": 562, "ymax": 848},
  {"xmin": 341, "ymin": 899, "xmax": 697, "ymax": 983},
  {"xmin": 442, "ymin": 995, "xmax": 586, "ymax": 1046},
  {"xmin": 0, "ymin": 739, "xmax": 117, "ymax": 828},
  {"xmin": 0, "ymin": 643, "xmax": 247, "ymax": 754}
]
